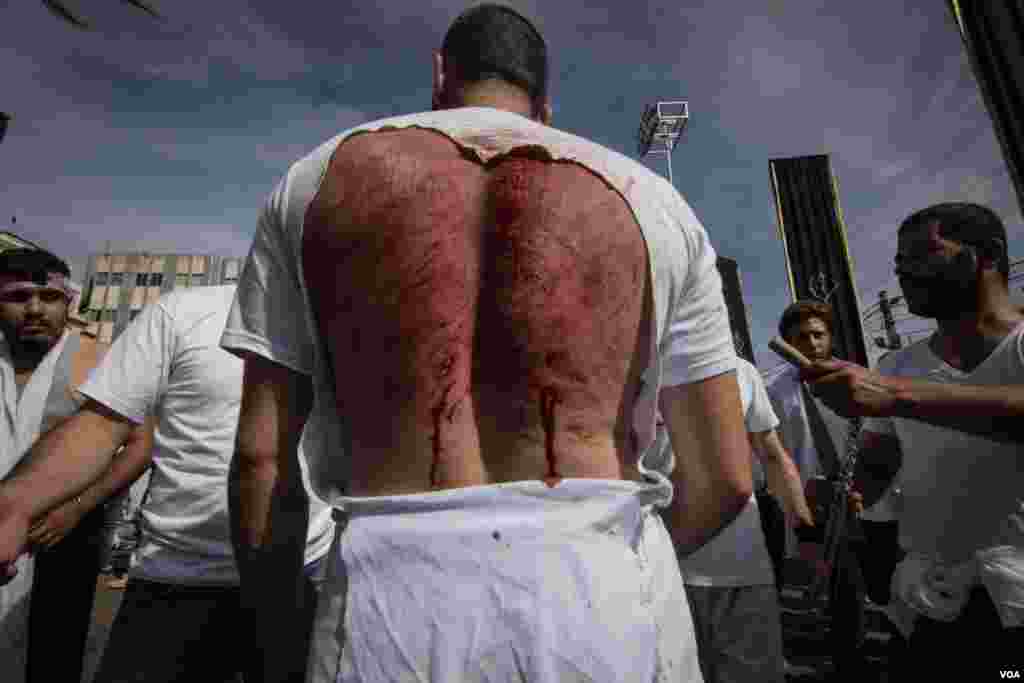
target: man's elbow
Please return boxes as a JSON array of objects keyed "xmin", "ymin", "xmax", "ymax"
[{"xmin": 722, "ymin": 474, "xmax": 753, "ymax": 513}]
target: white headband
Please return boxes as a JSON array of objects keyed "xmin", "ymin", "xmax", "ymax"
[{"xmin": 0, "ymin": 271, "xmax": 73, "ymax": 301}]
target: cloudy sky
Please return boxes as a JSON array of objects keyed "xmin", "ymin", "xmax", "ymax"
[{"xmin": 3, "ymin": 0, "xmax": 1021, "ymax": 368}]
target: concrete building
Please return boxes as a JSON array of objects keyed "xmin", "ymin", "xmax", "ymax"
[{"xmin": 80, "ymin": 252, "xmax": 244, "ymax": 342}]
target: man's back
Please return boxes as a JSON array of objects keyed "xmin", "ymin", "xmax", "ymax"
[
  {"xmin": 223, "ymin": 105, "xmax": 741, "ymax": 683},
  {"xmin": 303, "ymin": 123, "xmax": 651, "ymax": 495}
]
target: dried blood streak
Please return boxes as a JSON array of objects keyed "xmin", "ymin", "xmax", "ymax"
[
  {"xmin": 540, "ymin": 387, "xmax": 562, "ymax": 487},
  {"xmin": 430, "ymin": 382, "xmax": 457, "ymax": 487}
]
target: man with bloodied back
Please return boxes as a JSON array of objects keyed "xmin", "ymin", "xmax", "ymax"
[{"xmin": 217, "ymin": 4, "xmax": 751, "ymax": 681}]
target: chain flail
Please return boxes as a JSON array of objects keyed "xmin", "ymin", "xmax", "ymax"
[{"xmin": 806, "ymin": 415, "xmax": 864, "ymax": 603}]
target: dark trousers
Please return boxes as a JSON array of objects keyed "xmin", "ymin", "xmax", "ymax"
[
  {"xmin": 686, "ymin": 584, "xmax": 786, "ymax": 683},
  {"xmin": 755, "ymin": 491, "xmax": 787, "ymax": 596},
  {"xmin": 827, "ymin": 537, "xmax": 867, "ymax": 671},
  {"xmin": 94, "ymin": 560, "xmax": 323, "ymax": 683},
  {"xmin": 94, "ymin": 579, "xmax": 257, "ymax": 683},
  {"xmin": 897, "ymin": 587, "xmax": 1024, "ymax": 674},
  {"xmin": 26, "ymin": 502, "xmax": 107, "ymax": 683},
  {"xmin": 855, "ymin": 519, "xmax": 903, "ymax": 606}
]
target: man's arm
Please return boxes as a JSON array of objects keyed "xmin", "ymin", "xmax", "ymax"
[
  {"xmin": 26, "ymin": 417, "xmax": 155, "ymax": 549},
  {"xmin": 0, "ymin": 399, "xmax": 135, "ymax": 576},
  {"xmin": 806, "ymin": 360, "xmax": 1024, "ymax": 443},
  {"xmin": 659, "ymin": 371, "xmax": 754, "ymax": 556},
  {"xmin": 750, "ymin": 428, "xmax": 814, "ymax": 528},
  {"xmin": 229, "ymin": 352, "xmax": 313, "ymax": 683}
]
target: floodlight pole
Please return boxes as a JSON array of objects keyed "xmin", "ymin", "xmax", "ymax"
[
  {"xmin": 636, "ymin": 101, "xmax": 689, "ymax": 189},
  {"xmin": 663, "ymin": 138, "xmax": 674, "ymax": 186}
]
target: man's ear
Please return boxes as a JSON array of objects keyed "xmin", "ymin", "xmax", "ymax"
[
  {"xmin": 539, "ymin": 97, "xmax": 553, "ymax": 125},
  {"xmin": 432, "ymin": 50, "xmax": 445, "ymax": 110},
  {"xmin": 977, "ymin": 237, "xmax": 1006, "ymax": 270}
]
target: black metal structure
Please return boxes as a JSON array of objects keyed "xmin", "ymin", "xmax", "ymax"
[
  {"xmin": 949, "ymin": 1, "xmax": 1024, "ymax": 214},
  {"xmin": 769, "ymin": 154, "xmax": 869, "ymax": 367},
  {"xmin": 715, "ymin": 256, "xmax": 755, "ymax": 365}
]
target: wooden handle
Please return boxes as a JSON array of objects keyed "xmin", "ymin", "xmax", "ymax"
[{"xmin": 768, "ymin": 337, "xmax": 813, "ymax": 370}]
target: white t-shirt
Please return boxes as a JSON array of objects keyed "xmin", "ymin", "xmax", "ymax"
[
  {"xmin": 862, "ymin": 324, "xmax": 1024, "ymax": 626},
  {"xmin": 220, "ymin": 107, "xmax": 736, "ymax": 508},
  {"xmin": 79, "ymin": 285, "xmax": 334, "ymax": 585},
  {"xmin": 648, "ymin": 357, "xmax": 778, "ymax": 587},
  {"xmin": 765, "ymin": 364, "xmax": 849, "ymax": 484}
]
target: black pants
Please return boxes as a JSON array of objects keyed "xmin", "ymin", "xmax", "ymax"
[
  {"xmin": 897, "ymin": 587, "xmax": 1024, "ymax": 674},
  {"xmin": 94, "ymin": 580, "xmax": 257, "ymax": 683},
  {"xmin": 755, "ymin": 491, "xmax": 787, "ymax": 596},
  {"xmin": 95, "ymin": 559, "xmax": 323, "ymax": 683},
  {"xmin": 854, "ymin": 519, "xmax": 903, "ymax": 606},
  {"xmin": 26, "ymin": 502, "xmax": 108, "ymax": 683},
  {"xmin": 827, "ymin": 536, "xmax": 867, "ymax": 671}
]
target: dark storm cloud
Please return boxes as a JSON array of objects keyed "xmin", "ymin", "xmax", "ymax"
[{"xmin": 2, "ymin": 0, "xmax": 1020, "ymax": 366}]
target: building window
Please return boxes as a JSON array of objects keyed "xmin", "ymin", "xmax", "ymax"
[
  {"xmin": 149, "ymin": 273, "xmax": 164, "ymax": 287},
  {"xmin": 94, "ymin": 272, "xmax": 109, "ymax": 286},
  {"xmin": 110, "ymin": 272, "xmax": 124, "ymax": 286},
  {"xmin": 136, "ymin": 273, "xmax": 148, "ymax": 287}
]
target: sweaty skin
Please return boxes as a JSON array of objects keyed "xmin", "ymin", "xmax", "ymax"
[{"xmin": 303, "ymin": 129, "xmax": 650, "ymax": 495}]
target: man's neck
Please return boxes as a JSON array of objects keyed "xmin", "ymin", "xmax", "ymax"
[
  {"xmin": 451, "ymin": 81, "xmax": 535, "ymax": 119},
  {"xmin": 7, "ymin": 341, "xmax": 54, "ymax": 376},
  {"xmin": 932, "ymin": 286, "xmax": 1022, "ymax": 371}
]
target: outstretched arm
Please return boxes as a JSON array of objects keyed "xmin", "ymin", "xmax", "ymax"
[
  {"xmin": 27, "ymin": 416, "xmax": 155, "ymax": 549},
  {"xmin": 751, "ymin": 428, "xmax": 814, "ymax": 528},
  {"xmin": 229, "ymin": 352, "xmax": 313, "ymax": 683},
  {"xmin": 805, "ymin": 360, "xmax": 1024, "ymax": 443},
  {"xmin": 0, "ymin": 399, "xmax": 135, "ymax": 579},
  {"xmin": 659, "ymin": 371, "xmax": 754, "ymax": 556}
]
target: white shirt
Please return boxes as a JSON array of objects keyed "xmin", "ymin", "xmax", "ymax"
[
  {"xmin": 863, "ymin": 324, "xmax": 1024, "ymax": 627},
  {"xmin": 765, "ymin": 364, "xmax": 848, "ymax": 484},
  {"xmin": 220, "ymin": 107, "xmax": 736, "ymax": 509},
  {"xmin": 79, "ymin": 285, "xmax": 334, "ymax": 585},
  {"xmin": 0, "ymin": 331, "xmax": 73, "ymax": 682},
  {"xmin": 648, "ymin": 357, "xmax": 778, "ymax": 587}
]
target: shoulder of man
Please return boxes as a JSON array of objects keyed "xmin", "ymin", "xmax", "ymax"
[
  {"xmin": 873, "ymin": 336, "xmax": 932, "ymax": 376},
  {"xmin": 68, "ymin": 330, "xmax": 108, "ymax": 397},
  {"xmin": 152, "ymin": 284, "xmax": 234, "ymax": 321},
  {"xmin": 764, "ymin": 363, "xmax": 798, "ymax": 396}
]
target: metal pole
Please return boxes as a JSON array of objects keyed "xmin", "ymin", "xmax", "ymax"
[
  {"xmin": 665, "ymin": 139, "xmax": 674, "ymax": 187},
  {"xmin": 879, "ymin": 289, "xmax": 901, "ymax": 349}
]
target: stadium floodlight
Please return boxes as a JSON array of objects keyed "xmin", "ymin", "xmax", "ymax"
[{"xmin": 637, "ymin": 100, "xmax": 689, "ymax": 186}]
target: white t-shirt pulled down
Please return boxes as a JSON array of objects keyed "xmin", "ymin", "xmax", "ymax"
[
  {"xmin": 647, "ymin": 357, "xmax": 778, "ymax": 587},
  {"xmin": 220, "ymin": 106, "xmax": 737, "ymax": 509},
  {"xmin": 80, "ymin": 285, "xmax": 334, "ymax": 585},
  {"xmin": 863, "ymin": 324, "xmax": 1024, "ymax": 628}
]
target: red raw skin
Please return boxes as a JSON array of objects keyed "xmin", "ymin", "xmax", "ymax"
[{"xmin": 302, "ymin": 129, "xmax": 650, "ymax": 496}]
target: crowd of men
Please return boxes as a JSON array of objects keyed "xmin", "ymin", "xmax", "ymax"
[{"xmin": 0, "ymin": 4, "xmax": 1021, "ymax": 682}]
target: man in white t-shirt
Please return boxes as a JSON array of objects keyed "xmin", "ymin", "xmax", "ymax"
[
  {"xmin": 804, "ymin": 202, "xmax": 1024, "ymax": 670},
  {"xmin": 218, "ymin": 5, "xmax": 752, "ymax": 682},
  {"xmin": 649, "ymin": 356, "xmax": 814, "ymax": 682},
  {"xmin": 765, "ymin": 300, "xmax": 875, "ymax": 674},
  {"xmin": 0, "ymin": 285, "xmax": 334, "ymax": 682}
]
